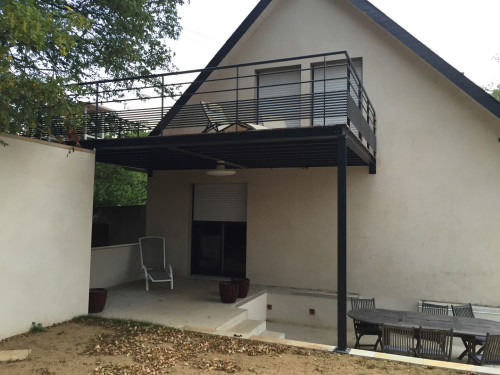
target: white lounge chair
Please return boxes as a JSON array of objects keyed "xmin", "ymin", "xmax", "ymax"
[
  {"xmin": 139, "ymin": 236, "xmax": 174, "ymax": 291},
  {"xmin": 200, "ymin": 101, "xmax": 267, "ymax": 133}
]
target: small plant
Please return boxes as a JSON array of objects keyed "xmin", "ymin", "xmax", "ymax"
[{"xmin": 30, "ymin": 322, "xmax": 46, "ymax": 333}]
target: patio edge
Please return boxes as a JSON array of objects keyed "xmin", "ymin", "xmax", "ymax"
[{"xmin": 249, "ymin": 335, "xmax": 500, "ymax": 375}]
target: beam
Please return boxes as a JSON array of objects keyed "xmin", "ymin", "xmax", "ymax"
[{"xmin": 335, "ymin": 133, "xmax": 349, "ymax": 353}]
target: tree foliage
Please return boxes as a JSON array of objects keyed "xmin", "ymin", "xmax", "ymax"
[
  {"xmin": 93, "ymin": 162, "xmax": 147, "ymax": 207},
  {"xmin": 488, "ymin": 55, "xmax": 500, "ymax": 102},
  {"xmin": 0, "ymin": 0, "xmax": 185, "ymax": 136},
  {"xmin": 491, "ymin": 86, "xmax": 500, "ymax": 102}
]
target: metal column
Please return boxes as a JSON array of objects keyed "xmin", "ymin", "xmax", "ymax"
[{"xmin": 336, "ymin": 133, "xmax": 348, "ymax": 353}]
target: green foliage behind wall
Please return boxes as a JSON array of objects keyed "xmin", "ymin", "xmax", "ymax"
[{"xmin": 93, "ymin": 163, "xmax": 147, "ymax": 207}]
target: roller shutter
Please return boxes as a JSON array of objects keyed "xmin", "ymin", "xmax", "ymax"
[{"xmin": 193, "ymin": 184, "xmax": 247, "ymax": 222}]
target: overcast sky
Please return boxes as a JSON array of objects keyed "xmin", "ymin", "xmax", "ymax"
[{"xmin": 170, "ymin": 0, "xmax": 500, "ymax": 89}]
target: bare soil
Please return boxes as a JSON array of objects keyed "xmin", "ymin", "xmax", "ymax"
[{"xmin": 0, "ymin": 317, "xmax": 472, "ymax": 375}]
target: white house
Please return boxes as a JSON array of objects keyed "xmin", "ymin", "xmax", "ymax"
[{"xmin": 79, "ymin": 0, "xmax": 500, "ymax": 349}]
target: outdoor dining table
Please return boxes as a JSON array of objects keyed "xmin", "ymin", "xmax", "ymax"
[{"xmin": 348, "ymin": 308, "xmax": 500, "ymax": 361}]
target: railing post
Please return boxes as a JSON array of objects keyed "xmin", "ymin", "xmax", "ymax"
[
  {"xmin": 235, "ymin": 66, "xmax": 239, "ymax": 132},
  {"xmin": 323, "ymin": 56, "xmax": 326, "ymax": 127},
  {"xmin": 161, "ymin": 76, "xmax": 165, "ymax": 119},
  {"xmin": 358, "ymin": 85, "xmax": 362, "ymax": 109},
  {"xmin": 346, "ymin": 61, "xmax": 351, "ymax": 128},
  {"xmin": 366, "ymin": 99, "xmax": 371, "ymax": 125},
  {"xmin": 95, "ymin": 83, "xmax": 99, "ymax": 139}
]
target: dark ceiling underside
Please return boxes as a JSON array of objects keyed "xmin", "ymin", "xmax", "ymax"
[{"xmin": 79, "ymin": 125, "xmax": 375, "ymax": 172}]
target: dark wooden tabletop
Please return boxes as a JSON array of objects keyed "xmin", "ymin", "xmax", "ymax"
[{"xmin": 348, "ymin": 308, "xmax": 500, "ymax": 337}]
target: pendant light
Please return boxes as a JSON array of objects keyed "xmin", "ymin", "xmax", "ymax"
[{"xmin": 206, "ymin": 160, "xmax": 236, "ymax": 176}]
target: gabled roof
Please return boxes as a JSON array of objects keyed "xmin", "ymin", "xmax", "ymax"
[
  {"xmin": 151, "ymin": 0, "xmax": 500, "ymax": 136},
  {"xmin": 349, "ymin": 0, "xmax": 500, "ymax": 120}
]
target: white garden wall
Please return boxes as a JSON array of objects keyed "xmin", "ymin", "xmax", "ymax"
[
  {"xmin": 90, "ymin": 244, "xmax": 142, "ymax": 288},
  {"xmin": 0, "ymin": 134, "xmax": 95, "ymax": 339}
]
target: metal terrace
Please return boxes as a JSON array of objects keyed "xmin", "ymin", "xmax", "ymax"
[{"xmin": 46, "ymin": 51, "xmax": 376, "ymax": 174}]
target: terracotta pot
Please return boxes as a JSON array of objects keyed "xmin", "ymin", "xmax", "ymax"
[
  {"xmin": 88, "ymin": 288, "xmax": 107, "ymax": 313},
  {"xmin": 231, "ymin": 278, "xmax": 250, "ymax": 298},
  {"xmin": 219, "ymin": 281, "xmax": 239, "ymax": 303}
]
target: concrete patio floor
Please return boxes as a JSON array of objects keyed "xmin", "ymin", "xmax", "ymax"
[
  {"xmin": 94, "ymin": 278, "xmax": 480, "ymax": 365},
  {"xmin": 95, "ymin": 278, "xmax": 268, "ymax": 333},
  {"xmin": 93, "ymin": 278, "xmax": 360, "ymax": 343}
]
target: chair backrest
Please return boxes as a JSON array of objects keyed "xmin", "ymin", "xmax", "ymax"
[
  {"xmin": 451, "ymin": 303, "xmax": 475, "ymax": 318},
  {"xmin": 480, "ymin": 334, "xmax": 500, "ymax": 365},
  {"xmin": 382, "ymin": 325, "xmax": 415, "ymax": 356},
  {"xmin": 201, "ymin": 101, "xmax": 231, "ymax": 127},
  {"xmin": 417, "ymin": 327, "xmax": 453, "ymax": 361},
  {"xmin": 421, "ymin": 302, "xmax": 449, "ymax": 316},
  {"xmin": 351, "ymin": 297, "xmax": 376, "ymax": 310},
  {"xmin": 139, "ymin": 236, "xmax": 166, "ymax": 269}
]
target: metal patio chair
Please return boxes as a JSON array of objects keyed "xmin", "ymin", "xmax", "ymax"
[
  {"xmin": 200, "ymin": 101, "xmax": 267, "ymax": 133},
  {"xmin": 469, "ymin": 333, "xmax": 500, "ymax": 366},
  {"xmin": 451, "ymin": 303, "xmax": 486, "ymax": 360},
  {"xmin": 416, "ymin": 327, "xmax": 454, "ymax": 361},
  {"xmin": 351, "ymin": 297, "xmax": 382, "ymax": 350},
  {"xmin": 382, "ymin": 325, "xmax": 416, "ymax": 357},
  {"xmin": 139, "ymin": 236, "xmax": 174, "ymax": 291},
  {"xmin": 421, "ymin": 301, "xmax": 449, "ymax": 315}
]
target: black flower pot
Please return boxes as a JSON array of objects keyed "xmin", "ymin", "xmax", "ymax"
[
  {"xmin": 231, "ymin": 278, "xmax": 250, "ymax": 298},
  {"xmin": 88, "ymin": 288, "xmax": 107, "ymax": 313},
  {"xmin": 219, "ymin": 281, "xmax": 239, "ymax": 303}
]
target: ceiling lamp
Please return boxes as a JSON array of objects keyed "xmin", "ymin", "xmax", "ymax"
[{"xmin": 206, "ymin": 160, "xmax": 236, "ymax": 176}]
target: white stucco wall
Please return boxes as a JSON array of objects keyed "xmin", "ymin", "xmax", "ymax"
[
  {"xmin": 90, "ymin": 244, "xmax": 142, "ymax": 288},
  {"xmin": 0, "ymin": 134, "xmax": 95, "ymax": 339},
  {"xmin": 148, "ymin": 0, "xmax": 500, "ymax": 309}
]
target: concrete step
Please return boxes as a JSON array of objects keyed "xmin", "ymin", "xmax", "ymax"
[
  {"xmin": 258, "ymin": 330, "xmax": 286, "ymax": 339},
  {"xmin": 224, "ymin": 319, "xmax": 266, "ymax": 338},
  {"xmin": 215, "ymin": 309, "xmax": 248, "ymax": 331}
]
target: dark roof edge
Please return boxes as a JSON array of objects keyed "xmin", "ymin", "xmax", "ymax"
[
  {"xmin": 349, "ymin": 0, "xmax": 500, "ymax": 120},
  {"xmin": 151, "ymin": 0, "xmax": 273, "ymax": 136}
]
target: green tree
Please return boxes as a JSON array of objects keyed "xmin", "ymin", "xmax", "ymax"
[
  {"xmin": 93, "ymin": 162, "xmax": 147, "ymax": 207},
  {"xmin": 488, "ymin": 55, "xmax": 500, "ymax": 102},
  {"xmin": 0, "ymin": 0, "xmax": 186, "ymax": 137},
  {"xmin": 491, "ymin": 85, "xmax": 500, "ymax": 101}
]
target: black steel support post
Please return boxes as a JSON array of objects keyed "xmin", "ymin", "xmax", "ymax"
[{"xmin": 335, "ymin": 133, "xmax": 349, "ymax": 353}]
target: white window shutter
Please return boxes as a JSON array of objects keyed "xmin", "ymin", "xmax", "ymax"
[{"xmin": 258, "ymin": 69, "xmax": 301, "ymax": 128}]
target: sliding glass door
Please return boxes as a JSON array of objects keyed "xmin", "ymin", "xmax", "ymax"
[{"xmin": 191, "ymin": 184, "xmax": 247, "ymax": 277}]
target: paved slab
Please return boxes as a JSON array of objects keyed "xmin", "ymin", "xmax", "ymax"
[{"xmin": 0, "ymin": 350, "xmax": 31, "ymax": 362}]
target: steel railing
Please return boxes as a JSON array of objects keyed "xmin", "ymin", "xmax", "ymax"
[{"xmin": 38, "ymin": 51, "xmax": 376, "ymax": 152}]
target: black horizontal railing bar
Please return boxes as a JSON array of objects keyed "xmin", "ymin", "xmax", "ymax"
[
  {"xmin": 77, "ymin": 61, "xmax": 367, "ymax": 109},
  {"xmin": 77, "ymin": 94, "xmax": 350, "ymax": 131},
  {"xmin": 180, "ymin": 77, "xmax": 350, "ymax": 103},
  {"xmin": 82, "ymin": 51, "xmax": 372, "ymax": 117},
  {"xmin": 77, "ymin": 50, "xmax": 351, "ymax": 86},
  {"xmin": 44, "ymin": 102, "xmax": 349, "ymax": 131}
]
